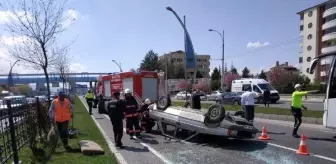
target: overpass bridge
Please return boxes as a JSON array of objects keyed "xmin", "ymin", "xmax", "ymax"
[{"xmin": 0, "ymin": 72, "xmax": 111, "ymax": 90}]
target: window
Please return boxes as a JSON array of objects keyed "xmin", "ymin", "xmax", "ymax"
[
  {"xmin": 307, "ymin": 34, "xmax": 312, "ymax": 40},
  {"xmin": 325, "ymin": 1, "xmax": 336, "ymax": 11},
  {"xmin": 300, "ymin": 25, "xmax": 303, "ymax": 31},
  {"xmin": 258, "ymin": 84, "xmax": 274, "ymax": 91},
  {"xmin": 242, "ymin": 84, "xmax": 251, "ymax": 91},
  {"xmin": 307, "ymin": 57, "xmax": 311, "ymax": 62},
  {"xmin": 328, "ymin": 60, "xmax": 336, "ymax": 98},
  {"xmin": 253, "ymin": 85, "xmax": 261, "ymax": 93},
  {"xmin": 307, "ymin": 45, "xmax": 312, "ymax": 51},
  {"xmin": 299, "ymin": 57, "xmax": 303, "ymax": 63},
  {"xmin": 306, "ymin": 68, "xmax": 310, "ymax": 73},
  {"xmin": 308, "ymin": 23, "xmax": 313, "ymax": 28},
  {"xmin": 324, "ymin": 13, "xmax": 336, "ymax": 23},
  {"xmin": 323, "ymin": 26, "xmax": 336, "ymax": 35},
  {"xmin": 308, "ymin": 11, "xmax": 313, "ymax": 17}
]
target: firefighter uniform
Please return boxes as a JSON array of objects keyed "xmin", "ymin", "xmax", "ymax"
[
  {"xmin": 123, "ymin": 96, "xmax": 141, "ymax": 138},
  {"xmin": 85, "ymin": 90, "xmax": 94, "ymax": 115},
  {"xmin": 107, "ymin": 93, "xmax": 124, "ymax": 148}
]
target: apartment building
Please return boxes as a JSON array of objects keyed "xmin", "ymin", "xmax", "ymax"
[
  {"xmin": 269, "ymin": 61, "xmax": 299, "ymax": 75},
  {"xmin": 159, "ymin": 50, "xmax": 210, "ymax": 78},
  {"xmin": 297, "ymin": 0, "xmax": 336, "ymax": 83}
]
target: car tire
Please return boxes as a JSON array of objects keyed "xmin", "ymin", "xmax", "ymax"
[
  {"xmin": 233, "ymin": 111, "xmax": 245, "ymax": 118},
  {"xmin": 157, "ymin": 96, "xmax": 171, "ymax": 111},
  {"xmin": 204, "ymin": 104, "xmax": 226, "ymax": 128}
]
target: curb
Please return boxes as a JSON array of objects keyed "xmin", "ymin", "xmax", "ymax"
[{"xmin": 78, "ymin": 97, "xmax": 128, "ymax": 164}]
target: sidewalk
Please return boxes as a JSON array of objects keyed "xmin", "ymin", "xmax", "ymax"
[{"xmin": 78, "ymin": 97, "xmax": 165, "ymax": 164}]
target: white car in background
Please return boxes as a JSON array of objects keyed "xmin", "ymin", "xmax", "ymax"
[{"xmin": 175, "ymin": 91, "xmax": 191, "ymax": 100}]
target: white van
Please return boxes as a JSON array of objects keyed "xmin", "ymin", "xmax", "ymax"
[{"xmin": 231, "ymin": 78, "xmax": 280, "ymax": 103}]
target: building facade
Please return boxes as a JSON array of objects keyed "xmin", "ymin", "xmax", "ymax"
[
  {"xmin": 269, "ymin": 61, "xmax": 299, "ymax": 75},
  {"xmin": 297, "ymin": 0, "xmax": 336, "ymax": 83},
  {"xmin": 159, "ymin": 50, "xmax": 210, "ymax": 78}
]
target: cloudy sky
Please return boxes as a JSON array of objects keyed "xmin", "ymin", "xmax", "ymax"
[{"xmin": 0, "ymin": 0, "xmax": 326, "ymax": 75}]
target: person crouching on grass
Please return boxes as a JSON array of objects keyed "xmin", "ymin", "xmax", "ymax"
[{"xmin": 49, "ymin": 91, "xmax": 73, "ymax": 150}]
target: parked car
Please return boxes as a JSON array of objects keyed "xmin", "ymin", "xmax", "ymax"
[
  {"xmin": 207, "ymin": 90, "xmax": 226, "ymax": 101},
  {"xmin": 216, "ymin": 92, "xmax": 243, "ymax": 105},
  {"xmin": 175, "ymin": 91, "xmax": 191, "ymax": 100}
]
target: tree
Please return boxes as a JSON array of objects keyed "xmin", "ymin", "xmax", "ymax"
[
  {"xmin": 54, "ymin": 54, "xmax": 70, "ymax": 91},
  {"xmin": 258, "ymin": 70, "xmax": 267, "ymax": 80},
  {"xmin": 223, "ymin": 73, "xmax": 239, "ymax": 92},
  {"xmin": 241, "ymin": 67, "xmax": 250, "ymax": 78},
  {"xmin": 15, "ymin": 85, "xmax": 31, "ymax": 95},
  {"xmin": 140, "ymin": 50, "xmax": 160, "ymax": 71},
  {"xmin": 174, "ymin": 65, "xmax": 185, "ymax": 79},
  {"xmin": 211, "ymin": 80, "xmax": 220, "ymax": 91},
  {"xmin": 194, "ymin": 80, "xmax": 210, "ymax": 92},
  {"xmin": 230, "ymin": 66, "xmax": 238, "ymax": 75},
  {"xmin": 211, "ymin": 67, "xmax": 221, "ymax": 81},
  {"xmin": 196, "ymin": 70, "xmax": 203, "ymax": 78},
  {"xmin": 176, "ymin": 80, "xmax": 192, "ymax": 92},
  {"xmin": 3, "ymin": 0, "xmax": 75, "ymax": 105}
]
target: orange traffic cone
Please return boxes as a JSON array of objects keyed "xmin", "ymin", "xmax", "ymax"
[
  {"xmin": 297, "ymin": 133, "xmax": 309, "ymax": 155},
  {"xmin": 258, "ymin": 125, "xmax": 270, "ymax": 140}
]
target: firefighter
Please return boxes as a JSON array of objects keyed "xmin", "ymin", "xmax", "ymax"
[
  {"xmin": 48, "ymin": 91, "xmax": 73, "ymax": 149},
  {"xmin": 85, "ymin": 89, "xmax": 94, "ymax": 115},
  {"xmin": 139, "ymin": 98, "xmax": 151, "ymax": 131},
  {"xmin": 107, "ymin": 91, "xmax": 124, "ymax": 148},
  {"xmin": 123, "ymin": 88, "xmax": 142, "ymax": 139}
]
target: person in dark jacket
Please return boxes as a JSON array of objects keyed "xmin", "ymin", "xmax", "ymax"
[
  {"xmin": 123, "ymin": 88, "xmax": 142, "ymax": 139},
  {"xmin": 263, "ymin": 88, "xmax": 271, "ymax": 107},
  {"xmin": 107, "ymin": 91, "xmax": 124, "ymax": 148},
  {"xmin": 191, "ymin": 89, "xmax": 201, "ymax": 109}
]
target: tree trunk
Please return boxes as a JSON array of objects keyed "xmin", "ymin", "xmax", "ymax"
[{"xmin": 43, "ymin": 68, "xmax": 51, "ymax": 107}]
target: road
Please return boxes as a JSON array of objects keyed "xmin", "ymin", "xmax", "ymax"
[
  {"xmin": 172, "ymin": 98, "xmax": 324, "ymax": 111},
  {"xmin": 79, "ymin": 97, "xmax": 336, "ymax": 164}
]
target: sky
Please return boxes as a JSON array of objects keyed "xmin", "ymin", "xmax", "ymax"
[{"xmin": 0, "ymin": 0, "xmax": 328, "ymax": 76}]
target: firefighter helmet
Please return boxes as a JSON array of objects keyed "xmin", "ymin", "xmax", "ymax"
[
  {"xmin": 144, "ymin": 98, "xmax": 151, "ymax": 105},
  {"xmin": 124, "ymin": 88, "xmax": 132, "ymax": 94}
]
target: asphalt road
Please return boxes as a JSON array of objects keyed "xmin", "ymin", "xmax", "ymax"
[
  {"xmin": 172, "ymin": 98, "xmax": 324, "ymax": 111},
  {"xmin": 79, "ymin": 97, "xmax": 336, "ymax": 164}
]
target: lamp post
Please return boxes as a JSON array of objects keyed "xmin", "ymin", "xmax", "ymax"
[
  {"xmin": 8, "ymin": 59, "xmax": 20, "ymax": 88},
  {"xmin": 209, "ymin": 29, "xmax": 224, "ymax": 90},
  {"xmin": 112, "ymin": 60, "xmax": 123, "ymax": 72},
  {"xmin": 167, "ymin": 7, "xmax": 196, "ymax": 101},
  {"xmin": 157, "ymin": 70, "xmax": 165, "ymax": 96}
]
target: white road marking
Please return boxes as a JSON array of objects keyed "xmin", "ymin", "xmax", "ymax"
[
  {"xmin": 267, "ymin": 143, "xmax": 336, "ymax": 163},
  {"xmin": 103, "ymin": 114, "xmax": 173, "ymax": 164},
  {"xmin": 79, "ymin": 97, "xmax": 128, "ymax": 164}
]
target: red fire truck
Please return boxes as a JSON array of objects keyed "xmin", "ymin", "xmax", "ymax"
[{"xmin": 95, "ymin": 71, "xmax": 160, "ymax": 103}]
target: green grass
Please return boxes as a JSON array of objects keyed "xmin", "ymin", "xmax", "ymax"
[
  {"xmin": 17, "ymin": 96, "xmax": 117, "ymax": 164},
  {"xmin": 172, "ymin": 101, "xmax": 324, "ymax": 118}
]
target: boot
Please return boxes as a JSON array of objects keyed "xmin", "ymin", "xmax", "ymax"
[{"xmin": 292, "ymin": 129, "xmax": 300, "ymax": 138}]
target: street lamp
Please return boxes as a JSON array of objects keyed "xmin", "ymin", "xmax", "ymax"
[
  {"xmin": 209, "ymin": 29, "xmax": 224, "ymax": 90},
  {"xmin": 8, "ymin": 59, "xmax": 20, "ymax": 88},
  {"xmin": 112, "ymin": 60, "xmax": 123, "ymax": 72}
]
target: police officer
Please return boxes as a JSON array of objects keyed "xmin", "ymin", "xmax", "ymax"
[
  {"xmin": 85, "ymin": 89, "xmax": 94, "ymax": 115},
  {"xmin": 49, "ymin": 91, "xmax": 73, "ymax": 149},
  {"xmin": 123, "ymin": 88, "xmax": 142, "ymax": 139},
  {"xmin": 291, "ymin": 84, "xmax": 318, "ymax": 138},
  {"xmin": 107, "ymin": 91, "xmax": 124, "ymax": 148}
]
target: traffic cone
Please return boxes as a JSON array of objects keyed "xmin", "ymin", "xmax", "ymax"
[
  {"xmin": 258, "ymin": 125, "xmax": 270, "ymax": 140},
  {"xmin": 296, "ymin": 133, "xmax": 309, "ymax": 155}
]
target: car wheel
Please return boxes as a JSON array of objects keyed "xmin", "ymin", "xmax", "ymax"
[
  {"xmin": 204, "ymin": 104, "xmax": 226, "ymax": 128},
  {"xmin": 233, "ymin": 111, "xmax": 245, "ymax": 118},
  {"xmin": 157, "ymin": 96, "xmax": 171, "ymax": 111}
]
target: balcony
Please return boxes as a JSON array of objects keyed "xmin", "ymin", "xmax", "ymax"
[
  {"xmin": 322, "ymin": 45, "xmax": 336, "ymax": 54},
  {"xmin": 323, "ymin": 7, "xmax": 336, "ymax": 18},
  {"xmin": 322, "ymin": 20, "xmax": 336, "ymax": 30},
  {"xmin": 321, "ymin": 57, "xmax": 332, "ymax": 64},
  {"xmin": 322, "ymin": 32, "xmax": 336, "ymax": 41}
]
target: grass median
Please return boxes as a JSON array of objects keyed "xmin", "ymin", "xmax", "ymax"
[
  {"xmin": 17, "ymin": 96, "xmax": 117, "ymax": 164},
  {"xmin": 172, "ymin": 101, "xmax": 323, "ymax": 118}
]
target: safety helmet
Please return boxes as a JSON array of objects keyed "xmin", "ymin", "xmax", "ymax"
[
  {"xmin": 124, "ymin": 88, "xmax": 132, "ymax": 94},
  {"xmin": 144, "ymin": 98, "xmax": 151, "ymax": 105},
  {"xmin": 294, "ymin": 84, "xmax": 301, "ymax": 89}
]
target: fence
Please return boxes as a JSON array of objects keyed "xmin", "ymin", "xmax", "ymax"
[{"xmin": 0, "ymin": 97, "xmax": 55, "ymax": 164}]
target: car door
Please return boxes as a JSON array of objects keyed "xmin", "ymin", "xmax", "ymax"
[{"xmin": 222, "ymin": 93, "xmax": 233, "ymax": 104}]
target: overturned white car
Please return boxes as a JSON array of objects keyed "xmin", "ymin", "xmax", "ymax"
[{"xmin": 148, "ymin": 96, "xmax": 258, "ymax": 141}]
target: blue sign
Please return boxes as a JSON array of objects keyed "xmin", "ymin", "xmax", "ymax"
[{"xmin": 185, "ymin": 32, "xmax": 196, "ymax": 69}]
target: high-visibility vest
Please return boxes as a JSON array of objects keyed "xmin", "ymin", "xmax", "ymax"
[{"xmin": 54, "ymin": 98, "xmax": 71, "ymax": 122}]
